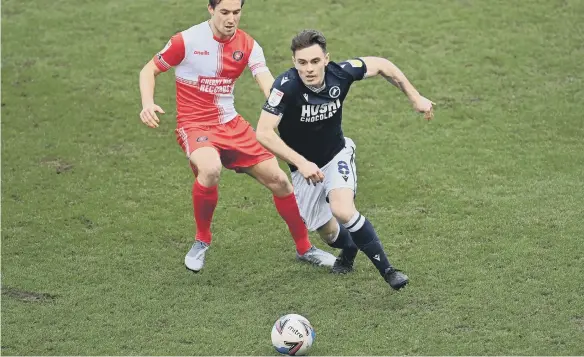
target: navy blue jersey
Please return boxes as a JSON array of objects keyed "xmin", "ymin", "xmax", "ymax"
[{"xmin": 262, "ymin": 58, "xmax": 367, "ymax": 171}]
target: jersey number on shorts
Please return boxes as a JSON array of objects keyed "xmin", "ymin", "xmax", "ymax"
[{"xmin": 337, "ymin": 161, "xmax": 350, "ymax": 182}]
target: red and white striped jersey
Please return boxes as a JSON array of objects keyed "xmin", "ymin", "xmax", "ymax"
[{"xmin": 153, "ymin": 21, "xmax": 270, "ymax": 127}]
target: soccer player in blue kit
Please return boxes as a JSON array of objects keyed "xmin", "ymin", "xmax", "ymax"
[{"xmin": 256, "ymin": 29, "xmax": 435, "ymax": 290}]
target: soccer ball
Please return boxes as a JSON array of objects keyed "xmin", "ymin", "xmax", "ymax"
[{"xmin": 271, "ymin": 314, "xmax": 315, "ymax": 356}]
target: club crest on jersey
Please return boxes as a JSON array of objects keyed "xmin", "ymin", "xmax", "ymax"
[
  {"xmin": 329, "ymin": 86, "xmax": 341, "ymax": 98},
  {"xmin": 232, "ymin": 50, "xmax": 244, "ymax": 61},
  {"xmin": 268, "ymin": 88, "xmax": 284, "ymax": 106}
]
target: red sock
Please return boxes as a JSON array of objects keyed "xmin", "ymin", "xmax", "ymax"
[
  {"xmin": 273, "ymin": 193, "xmax": 311, "ymax": 255},
  {"xmin": 192, "ymin": 180, "xmax": 218, "ymax": 244}
]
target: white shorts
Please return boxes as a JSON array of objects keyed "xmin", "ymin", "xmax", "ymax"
[{"xmin": 291, "ymin": 137, "xmax": 357, "ymax": 231}]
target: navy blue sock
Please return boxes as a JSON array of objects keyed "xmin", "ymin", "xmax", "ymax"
[
  {"xmin": 327, "ymin": 223, "xmax": 358, "ymax": 260},
  {"xmin": 343, "ymin": 212, "xmax": 392, "ymax": 275}
]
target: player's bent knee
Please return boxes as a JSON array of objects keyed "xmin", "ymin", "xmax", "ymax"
[
  {"xmin": 267, "ymin": 171, "xmax": 293, "ymax": 195},
  {"xmin": 194, "ymin": 160, "xmax": 222, "ymax": 186},
  {"xmin": 330, "ymin": 206, "xmax": 356, "ymax": 225},
  {"xmin": 198, "ymin": 164, "xmax": 222, "ymax": 182},
  {"xmin": 274, "ymin": 172, "xmax": 292, "ymax": 189},
  {"xmin": 189, "ymin": 147, "xmax": 222, "ymax": 185}
]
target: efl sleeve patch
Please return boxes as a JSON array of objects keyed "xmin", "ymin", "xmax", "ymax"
[
  {"xmin": 339, "ymin": 58, "xmax": 367, "ymax": 81},
  {"xmin": 268, "ymin": 88, "xmax": 284, "ymax": 107},
  {"xmin": 347, "ymin": 59, "xmax": 363, "ymax": 68}
]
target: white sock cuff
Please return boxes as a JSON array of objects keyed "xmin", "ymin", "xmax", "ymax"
[{"xmin": 343, "ymin": 211, "xmax": 366, "ymax": 232}]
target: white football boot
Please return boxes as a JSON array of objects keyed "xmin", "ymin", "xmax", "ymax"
[
  {"xmin": 185, "ymin": 240, "xmax": 210, "ymax": 272},
  {"xmin": 296, "ymin": 246, "xmax": 336, "ymax": 267}
]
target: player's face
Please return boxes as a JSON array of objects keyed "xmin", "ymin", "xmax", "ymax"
[
  {"xmin": 208, "ymin": 0, "xmax": 242, "ymax": 39},
  {"xmin": 293, "ymin": 45, "xmax": 330, "ymax": 86}
]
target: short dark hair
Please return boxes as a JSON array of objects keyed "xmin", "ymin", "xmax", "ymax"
[
  {"xmin": 290, "ymin": 29, "xmax": 327, "ymax": 54},
  {"xmin": 208, "ymin": 0, "xmax": 245, "ymax": 9}
]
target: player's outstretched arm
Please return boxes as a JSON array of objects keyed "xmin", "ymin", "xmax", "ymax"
[
  {"xmin": 139, "ymin": 60, "xmax": 165, "ymax": 128},
  {"xmin": 254, "ymin": 72, "xmax": 275, "ymax": 99},
  {"xmin": 256, "ymin": 111, "xmax": 324, "ymax": 185},
  {"xmin": 361, "ymin": 56, "xmax": 435, "ymax": 120}
]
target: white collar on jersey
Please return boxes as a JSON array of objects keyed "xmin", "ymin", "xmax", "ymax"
[{"xmin": 306, "ymin": 80, "xmax": 326, "ymax": 93}]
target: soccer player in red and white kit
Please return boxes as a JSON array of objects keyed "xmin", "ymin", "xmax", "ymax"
[{"xmin": 138, "ymin": 0, "xmax": 336, "ymax": 272}]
